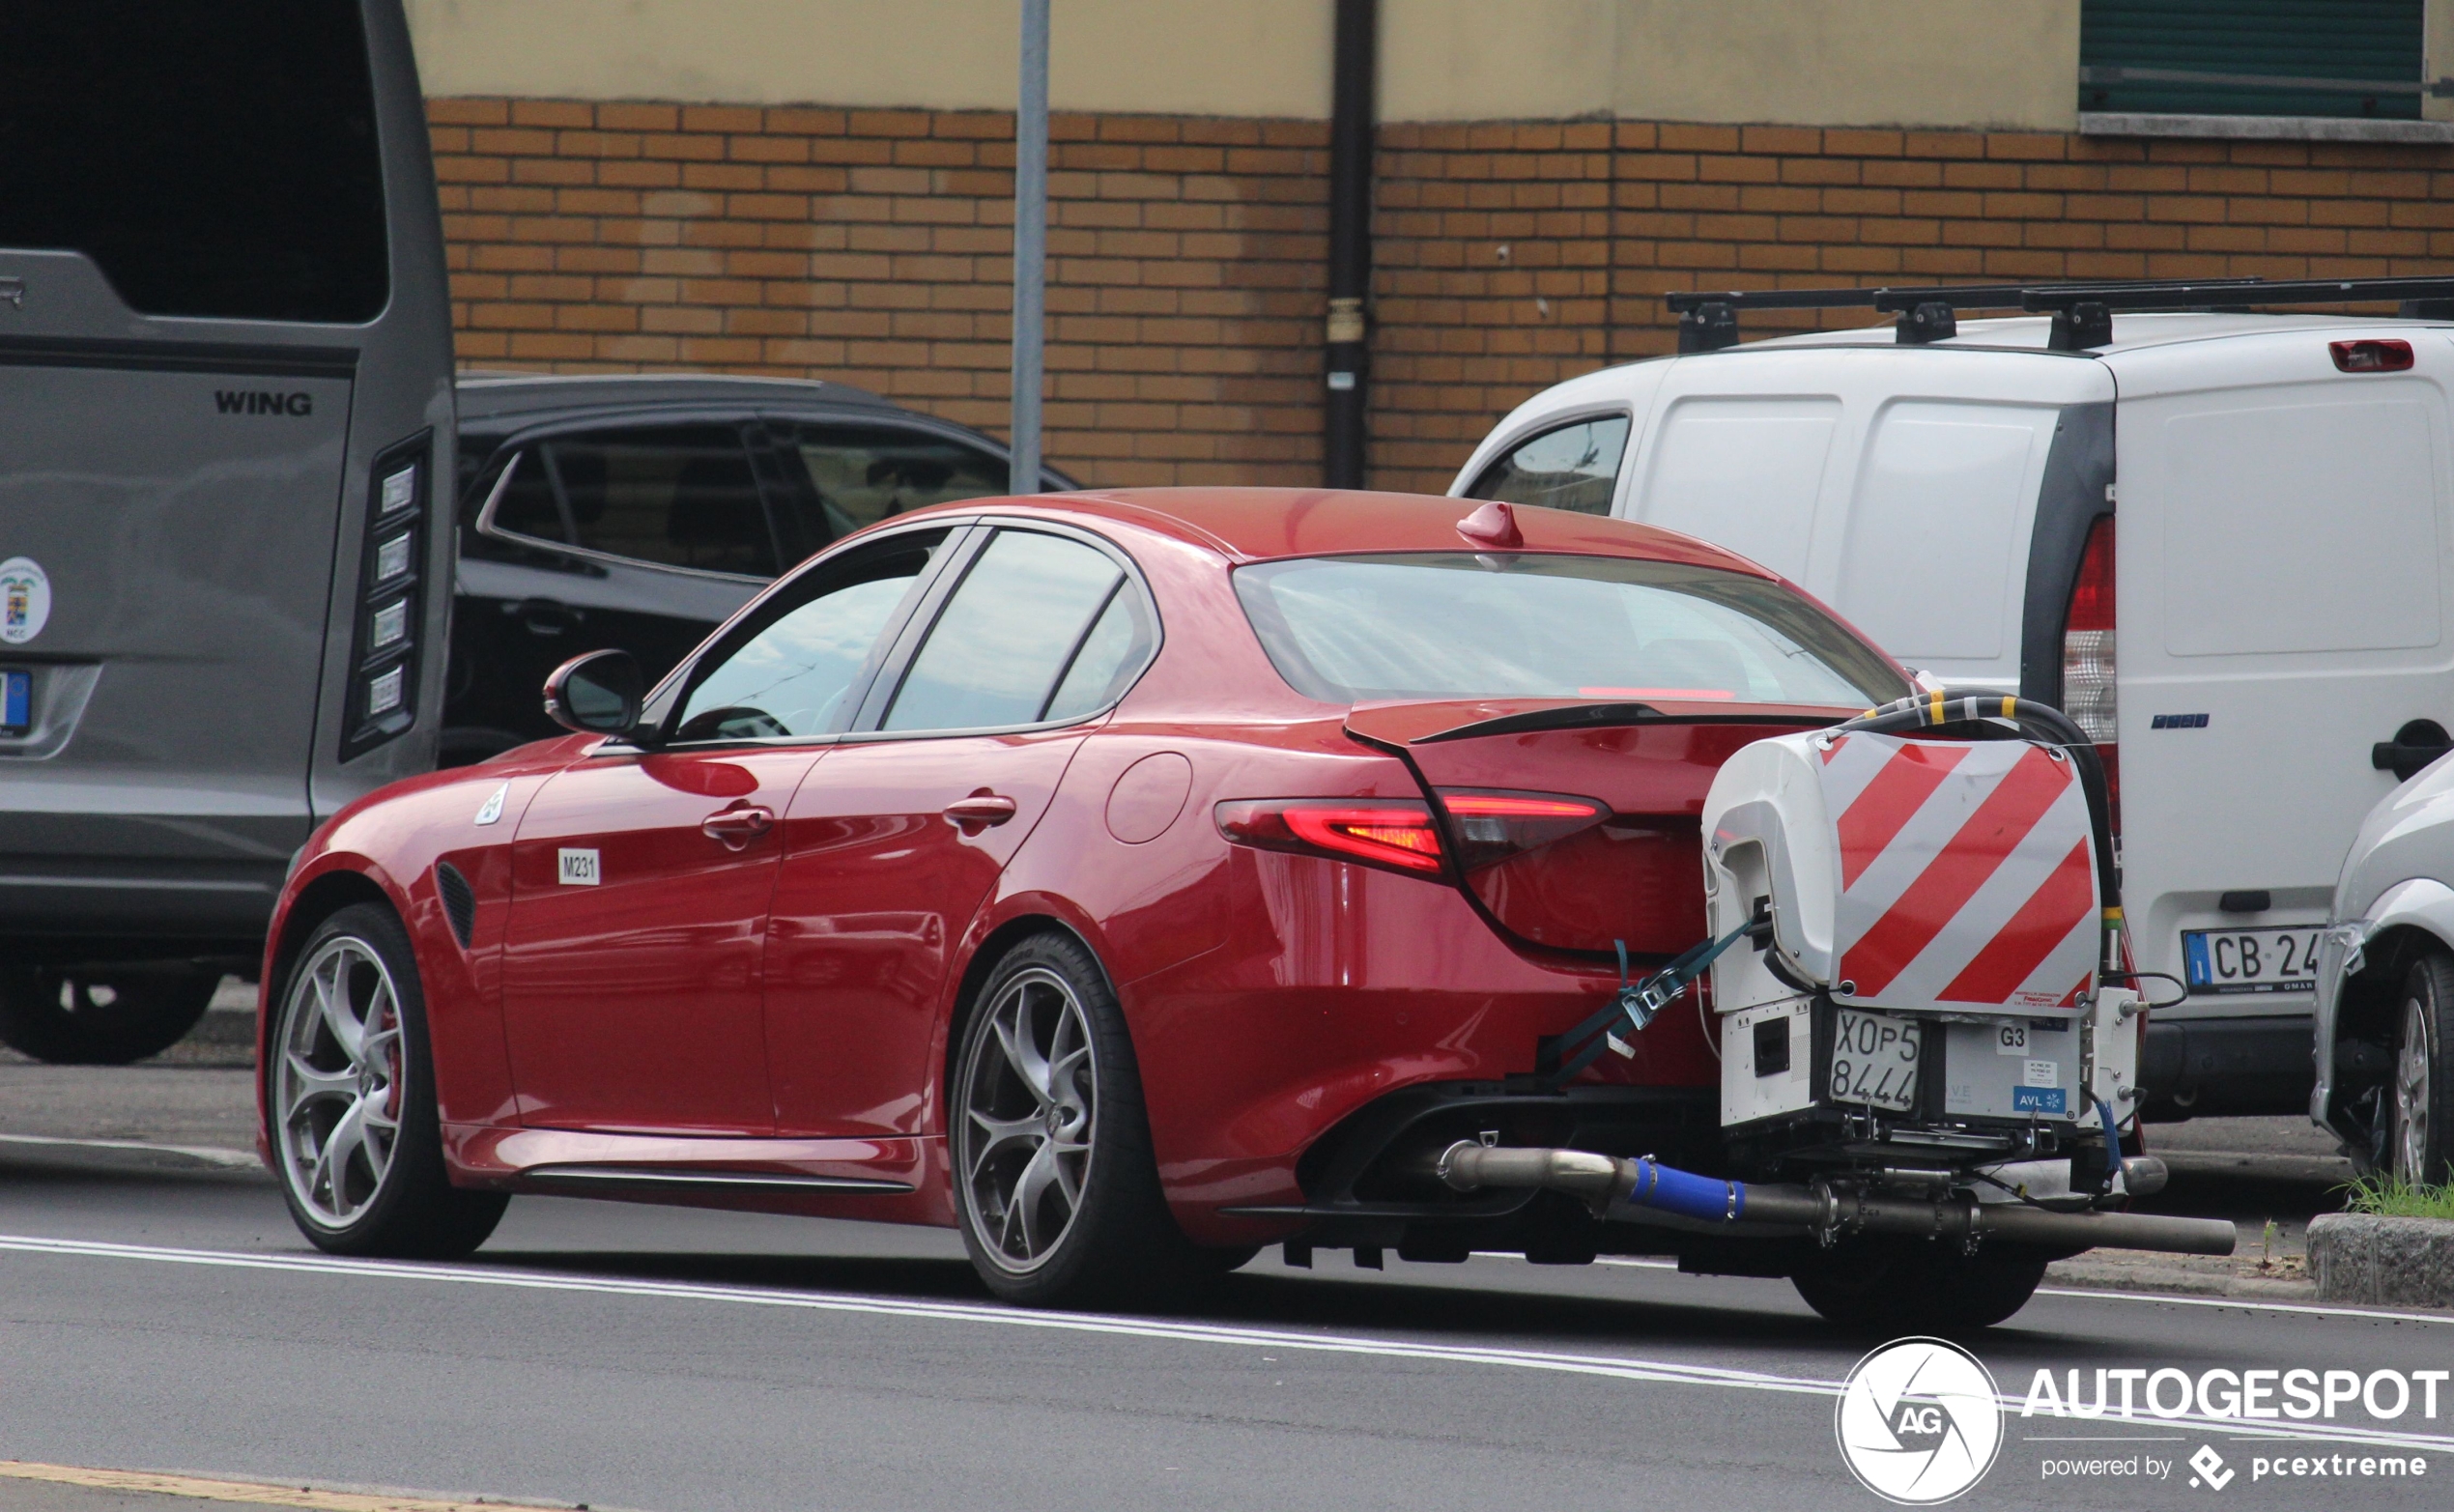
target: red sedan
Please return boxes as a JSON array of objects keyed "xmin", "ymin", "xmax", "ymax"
[{"xmin": 259, "ymin": 488, "xmax": 1908, "ymax": 1303}]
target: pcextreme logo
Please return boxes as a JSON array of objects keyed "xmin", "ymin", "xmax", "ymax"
[{"xmin": 1836, "ymin": 1337, "xmax": 2004, "ymax": 1504}]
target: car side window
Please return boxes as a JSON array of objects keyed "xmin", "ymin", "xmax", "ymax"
[
  {"xmin": 781, "ymin": 423, "xmax": 1012, "ymax": 544},
  {"xmin": 882, "ymin": 529, "xmax": 1141, "ymax": 732},
  {"xmin": 484, "ymin": 451, "xmax": 570, "ymax": 543},
  {"xmin": 484, "ymin": 424, "xmax": 777, "ymax": 576},
  {"xmin": 1466, "ymin": 414, "xmax": 1631, "ymax": 516},
  {"xmin": 672, "ymin": 531, "xmax": 947, "ymax": 742}
]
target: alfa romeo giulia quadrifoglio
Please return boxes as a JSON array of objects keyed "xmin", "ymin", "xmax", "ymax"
[{"xmin": 258, "ymin": 488, "xmax": 1909, "ymax": 1304}]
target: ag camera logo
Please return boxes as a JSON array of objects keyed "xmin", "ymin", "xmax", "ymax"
[{"xmin": 1837, "ymin": 1337, "xmax": 2004, "ymax": 1504}]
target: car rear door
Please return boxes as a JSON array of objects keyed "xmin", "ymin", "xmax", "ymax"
[
  {"xmin": 2109, "ymin": 329, "xmax": 2454, "ymax": 1023},
  {"xmin": 763, "ymin": 524, "xmax": 1159, "ymax": 1138}
]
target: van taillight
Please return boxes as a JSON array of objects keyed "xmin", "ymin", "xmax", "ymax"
[
  {"xmin": 2331, "ymin": 338, "xmax": 2413, "ymax": 373},
  {"xmin": 2062, "ymin": 515, "xmax": 2119, "ymax": 832}
]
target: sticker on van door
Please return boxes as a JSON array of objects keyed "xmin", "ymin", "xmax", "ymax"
[
  {"xmin": 0, "ymin": 558, "xmax": 50, "ymax": 644},
  {"xmin": 557, "ymin": 848, "xmax": 600, "ymax": 886}
]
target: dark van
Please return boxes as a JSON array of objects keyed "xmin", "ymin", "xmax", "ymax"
[{"xmin": 0, "ymin": 2, "xmax": 455, "ymax": 1061}]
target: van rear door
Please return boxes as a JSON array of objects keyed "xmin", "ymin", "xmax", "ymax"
[
  {"xmin": 1621, "ymin": 346, "xmax": 2113, "ymax": 690},
  {"xmin": 2109, "ymin": 330, "xmax": 2454, "ymax": 1087},
  {"xmin": 0, "ymin": 2, "xmax": 452, "ymax": 968}
]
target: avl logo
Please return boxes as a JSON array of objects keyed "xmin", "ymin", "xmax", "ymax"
[{"xmin": 214, "ymin": 389, "xmax": 314, "ymax": 416}]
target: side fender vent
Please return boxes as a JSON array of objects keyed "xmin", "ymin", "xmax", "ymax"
[{"xmin": 435, "ymin": 861, "xmax": 476, "ymax": 949}]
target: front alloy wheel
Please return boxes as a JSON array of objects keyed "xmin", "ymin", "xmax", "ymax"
[
  {"xmin": 274, "ymin": 934, "xmax": 405, "ymax": 1228},
  {"xmin": 2390, "ymin": 955, "xmax": 2454, "ymax": 1186},
  {"xmin": 268, "ymin": 902, "xmax": 506, "ymax": 1258}
]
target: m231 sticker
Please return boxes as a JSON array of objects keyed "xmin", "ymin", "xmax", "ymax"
[{"xmin": 557, "ymin": 848, "xmax": 600, "ymax": 886}]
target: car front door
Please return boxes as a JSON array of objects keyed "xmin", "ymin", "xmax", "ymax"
[
  {"xmin": 763, "ymin": 525, "xmax": 1160, "ymax": 1138},
  {"xmin": 498, "ymin": 527, "xmax": 956, "ymax": 1134}
]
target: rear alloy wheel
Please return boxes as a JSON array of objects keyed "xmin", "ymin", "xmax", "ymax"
[
  {"xmin": 1792, "ymin": 1239, "xmax": 2047, "ymax": 1333},
  {"xmin": 952, "ymin": 933, "xmax": 1199, "ymax": 1307},
  {"xmin": 2389, "ymin": 955, "xmax": 2454, "ymax": 1185},
  {"xmin": 0, "ymin": 965, "xmax": 218, "ymax": 1065},
  {"xmin": 270, "ymin": 902, "xmax": 506, "ymax": 1258}
]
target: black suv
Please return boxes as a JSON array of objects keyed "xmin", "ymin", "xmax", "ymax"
[{"xmin": 443, "ymin": 374, "xmax": 1071, "ymax": 765}]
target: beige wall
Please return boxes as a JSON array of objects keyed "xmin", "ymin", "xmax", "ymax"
[{"xmin": 407, "ymin": 0, "xmax": 2084, "ymax": 128}]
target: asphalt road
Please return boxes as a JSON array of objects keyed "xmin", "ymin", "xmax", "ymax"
[{"xmin": 0, "ymin": 1006, "xmax": 2443, "ymax": 1511}]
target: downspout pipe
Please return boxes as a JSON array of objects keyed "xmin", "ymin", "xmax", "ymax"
[{"xmin": 1323, "ymin": 0, "xmax": 1375, "ymax": 488}]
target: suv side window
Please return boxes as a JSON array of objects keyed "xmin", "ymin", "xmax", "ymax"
[
  {"xmin": 882, "ymin": 529, "xmax": 1148, "ymax": 732},
  {"xmin": 1466, "ymin": 414, "xmax": 1631, "ymax": 516},
  {"xmin": 482, "ymin": 424, "xmax": 777, "ymax": 577},
  {"xmin": 672, "ymin": 530, "xmax": 948, "ymax": 742},
  {"xmin": 780, "ymin": 423, "xmax": 1012, "ymax": 545}
]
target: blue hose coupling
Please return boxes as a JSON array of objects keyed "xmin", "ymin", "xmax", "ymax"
[{"xmin": 1618, "ymin": 1155, "xmax": 1744, "ymax": 1223}]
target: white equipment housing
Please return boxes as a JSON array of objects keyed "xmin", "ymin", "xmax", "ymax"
[{"xmin": 1701, "ymin": 728, "xmax": 2126, "ymax": 1138}]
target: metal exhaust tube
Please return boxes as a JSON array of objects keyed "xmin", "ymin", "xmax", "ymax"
[{"xmin": 1435, "ymin": 1142, "xmax": 2236, "ymax": 1258}]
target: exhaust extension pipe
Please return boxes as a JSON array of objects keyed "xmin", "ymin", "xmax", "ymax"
[{"xmin": 1436, "ymin": 1142, "xmax": 2235, "ymax": 1258}]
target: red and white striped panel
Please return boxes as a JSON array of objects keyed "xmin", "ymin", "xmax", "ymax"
[{"xmin": 1818, "ymin": 732, "xmax": 2098, "ymax": 1013}]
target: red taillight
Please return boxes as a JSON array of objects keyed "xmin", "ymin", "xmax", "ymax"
[
  {"xmin": 2062, "ymin": 514, "xmax": 2119, "ymax": 835},
  {"xmin": 2331, "ymin": 338, "xmax": 2413, "ymax": 373},
  {"xmin": 1215, "ymin": 799, "xmax": 1448, "ymax": 875},
  {"xmin": 1436, "ymin": 788, "xmax": 1611, "ymax": 870},
  {"xmin": 1214, "ymin": 788, "xmax": 1612, "ymax": 878}
]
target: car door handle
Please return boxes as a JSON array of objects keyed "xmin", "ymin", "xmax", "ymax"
[
  {"xmin": 513, "ymin": 597, "xmax": 583, "ymax": 637},
  {"xmin": 699, "ymin": 804, "xmax": 775, "ymax": 849},
  {"xmin": 943, "ymin": 793, "xmax": 1019, "ymax": 830},
  {"xmin": 2374, "ymin": 719, "xmax": 2453, "ymax": 782}
]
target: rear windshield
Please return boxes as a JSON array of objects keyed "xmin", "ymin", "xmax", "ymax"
[
  {"xmin": 1235, "ymin": 553, "xmax": 1905, "ymax": 707},
  {"xmin": 0, "ymin": 2, "xmax": 388, "ymax": 323}
]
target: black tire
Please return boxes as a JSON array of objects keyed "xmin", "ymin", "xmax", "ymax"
[
  {"xmin": 0, "ymin": 965, "xmax": 220, "ymax": 1065},
  {"xmin": 2388, "ymin": 954, "xmax": 2454, "ymax": 1185},
  {"xmin": 950, "ymin": 931, "xmax": 1201, "ymax": 1307},
  {"xmin": 266, "ymin": 902, "xmax": 507, "ymax": 1258},
  {"xmin": 1792, "ymin": 1240, "xmax": 2046, "ymax": 1333}
]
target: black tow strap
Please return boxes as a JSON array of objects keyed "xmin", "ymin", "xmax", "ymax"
[{"xmin": 1539, "ymin": 915, "xmax": 1768, "ymax": 1090}]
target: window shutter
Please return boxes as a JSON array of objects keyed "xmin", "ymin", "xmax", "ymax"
[{"xmin": 2079, "ymin": 0, "xmax": 2424, "ymax": 119}]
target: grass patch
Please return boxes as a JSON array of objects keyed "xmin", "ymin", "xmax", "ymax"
[{"xmin": 2339, "ymin": 1174, "xmax": 2454, "ymax": 1221}]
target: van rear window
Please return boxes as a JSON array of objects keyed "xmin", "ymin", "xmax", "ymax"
[
  {"xmin": 1235, "ymin": 553, "xmax": 1906, "ymax": 707},
  {"xmin": 0, "ymin": 2, "xmax": 389, "ymax": 324}
]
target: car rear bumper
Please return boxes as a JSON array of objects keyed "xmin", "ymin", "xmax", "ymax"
[
  {"xmin": 2138, "ymin": 1013, "xmax": 2314, "ymax": 1120},
  {"xmin": 1213, "ymin": 1080, "xmax": 1721, "ymax": 1256}
]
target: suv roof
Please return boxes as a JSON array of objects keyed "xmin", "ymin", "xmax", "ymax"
[{"xmin": 454, "ymin": 370, "xmax": 899, "ymax": 425}]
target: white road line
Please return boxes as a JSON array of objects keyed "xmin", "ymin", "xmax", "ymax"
[
  {"xmin": 2036, "ymin": 1286, "xmax": 2454, "ymax": 1327},
  {"xmin": 3, "ymin": 1233, "xmax": 2451, "ymax": 1454},
  {"xmin": 0, "ymin": 1134, "xmax": 259, "ymax": 1170}
]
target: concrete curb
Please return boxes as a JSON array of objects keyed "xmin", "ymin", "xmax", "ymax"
[{"xmin": 2308, "ymin": 1212, "xmax": 2454, "ymax": 1306}]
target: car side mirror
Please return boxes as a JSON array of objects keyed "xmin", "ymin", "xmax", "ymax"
[{"xmin": 543, "ymin": 649, "xmax": 646, "ymax": 738}]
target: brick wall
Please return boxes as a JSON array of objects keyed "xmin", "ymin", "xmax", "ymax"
[
  {"xmin": 429, "ymin": 100, "xmax": 1329, "ymax": 486},
  {"xmin": 431, "ymin": 100, "xmax": 2454, "ymax": 497}
]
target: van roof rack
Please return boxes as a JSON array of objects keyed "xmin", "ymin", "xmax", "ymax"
[{"xmin": 1664, "ymin": 275, "xmax": 2454, "ymax": 354}]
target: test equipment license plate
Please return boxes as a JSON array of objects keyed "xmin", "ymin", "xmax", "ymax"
[
  {"xmin": 2183, "ymin": 926, "xmax": 2325, "ymax": 995},
  {"xmin": 0, "ymin": 670, "xmax": 27, "ymax": 734},
  {"xmin": 1830, "ymin": 1008, "xmax": 1922, "ymax": 1112}
]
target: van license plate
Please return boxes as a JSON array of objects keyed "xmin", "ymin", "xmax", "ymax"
[
  {"xmin": 0, "ymin": 670, "xmax": 27, "ymax": 734},
  {"xmin": 1830, "ymin": 1009, "xmax": 1922, "ymax": 1112},
  {"xmin": 2183, "ymin": 926, "xmax": 2325, "ymax": 995}
]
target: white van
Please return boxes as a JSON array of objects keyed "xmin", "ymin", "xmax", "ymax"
[{"xmin": 1451, "ymin": 279, "xmax": 2454, "ymax": 1124}]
